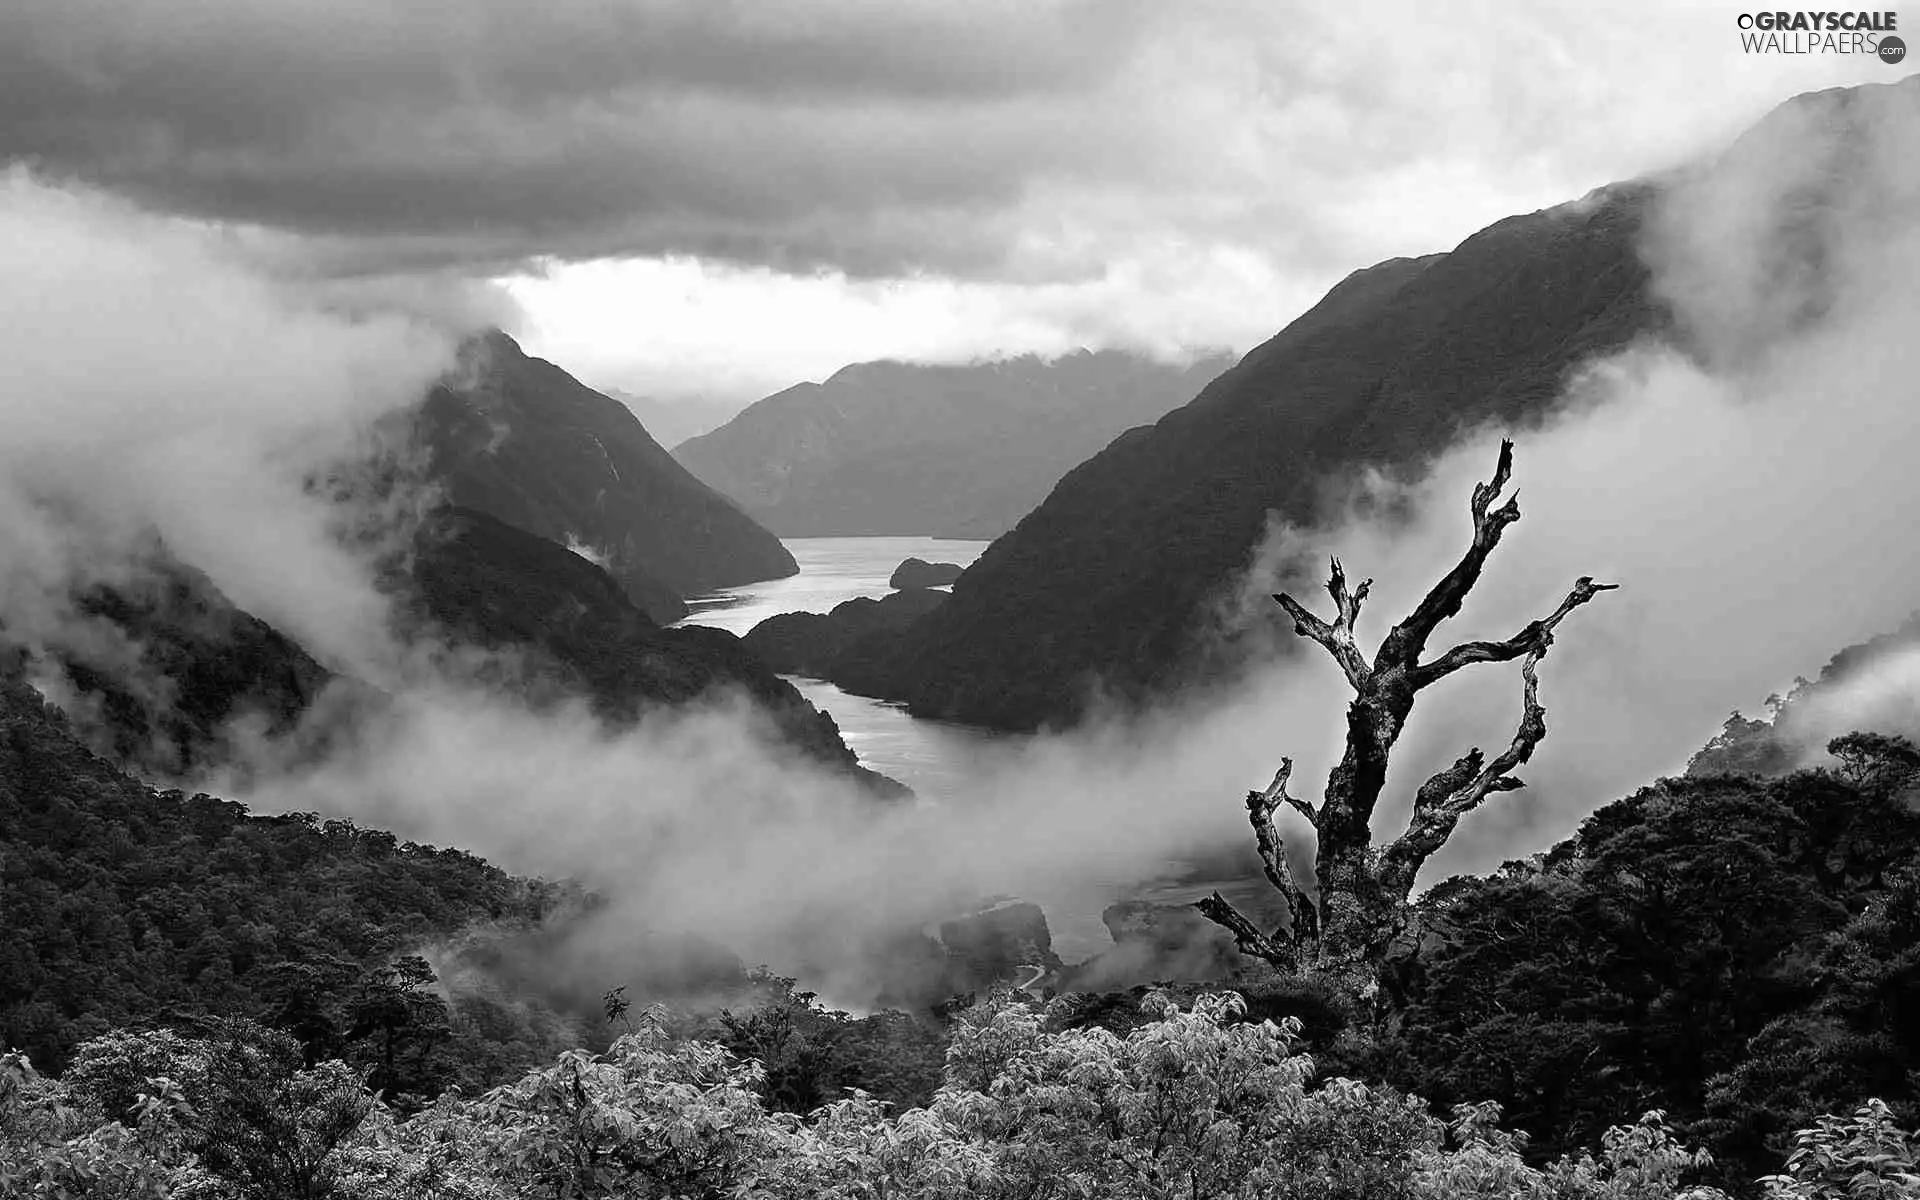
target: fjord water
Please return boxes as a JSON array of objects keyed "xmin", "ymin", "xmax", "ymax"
[
  {"xmin": 679, "ymin": 536, "xmax": 988, "ymax": 638},
  {"xmin": 675, "ymin": 537, "xmax": 1000, "ymax": 801},
  {"xmin": 674, "ymin": 536, "xmax": 1253, "ymax": 961}
]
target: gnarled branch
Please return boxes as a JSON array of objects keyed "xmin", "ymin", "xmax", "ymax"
[
  {"xmin": 1409, "ymin": 575, "xmax": 1617, "ymax": 687},
  {"xmin": 1257, "ymin": 757, "xmax": 1320, "ymax": 830},
  {"xmin": 1194, "ymin": 758, "xmax": 1322, "ymax": 964},
  {"xmin": 1245, "ymin": 760, "xmax": 1319, "ymax": 943},
  {"xmin": 1376, "ymin": 439, "xmax": 1523, "ymax": 669},
  {"xmin": 1273, "ymin": 557, "xmax": 1374, "ymax": 691},
  {"xmin": 1194, "ymin": 893, "xmax": 1291, "ymax": 966},
  {"xmin": 1378, "ymin": 649, "xmax": 1554, "ymax": 898}
]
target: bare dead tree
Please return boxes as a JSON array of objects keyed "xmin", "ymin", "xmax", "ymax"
[{"xmin": 1195, "ymin": 439, "xmax": 1615, "ymax": 981}]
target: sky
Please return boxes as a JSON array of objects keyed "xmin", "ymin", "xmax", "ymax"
[{"xmin": 2, "ymin": 0, "xmax": 1910, "ymax": 406}]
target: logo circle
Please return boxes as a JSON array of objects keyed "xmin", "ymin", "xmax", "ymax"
[{"xmin": 1882, "ymin": 35, "xmax": 1908, "ymax": 64}]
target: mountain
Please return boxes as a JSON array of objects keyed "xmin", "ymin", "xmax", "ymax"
[
  {"xmin": 417, "ymin": 331, "xmax": 795, "ymax": 622},
  {"xmin": 673, "ymin": 349, "xmax": 1234, "ymax": 539},
  {"xmin": 0, "ymin": 550, "xmax": 333, "ymax": 776},
  {"xmin": 831, "ymin": 190, "xmax": 1662, "ymax": 728},
  {"xmin": 0, "ymin": 513, "xmax": 884, "ymax": 791},
  {"xmin": 605, "ymin": 389, "xmax": 748, "ymax": 449},
  {"xmin": 401, "ymin": 506, "xmax": 900, "ymax": 793}
]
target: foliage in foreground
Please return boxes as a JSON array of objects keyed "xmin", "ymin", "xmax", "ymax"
[
  {"xmin": 1377, "ymin": 756, "xmax": 1920, "ymax": 1177},
  {"xmin": 7, "ymin": 993, "xmax": 1918, "ymax": 1200},
  {"xmin": 0, "ymin": 676, "xmax": 584, "ymax": 1081}
]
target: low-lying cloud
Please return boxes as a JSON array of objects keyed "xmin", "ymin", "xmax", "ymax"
[{"xmin": 0, "ymin": 169, "xmax": 458, "ymax": 681}]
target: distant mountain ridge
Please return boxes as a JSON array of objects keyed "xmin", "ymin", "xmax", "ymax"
[
  {"xmin": 606, "ymin": 389, "xmax": 747, "ymax": 450},
  {"xmin": 418, "ymin": 331, "xmax": 795, "ymax": 622},
  {"xmin": 673, "ymin": 348, "xmax": 1234, "ymax": 539}
]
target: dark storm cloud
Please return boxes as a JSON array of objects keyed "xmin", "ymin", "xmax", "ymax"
[
  {"xmin": 1, "ymin": 0, "xmax": 1889, "ymax": 286},
  {"xmin": 0, "ymin": 0, "xmax": 1170, "ymax": 276}
]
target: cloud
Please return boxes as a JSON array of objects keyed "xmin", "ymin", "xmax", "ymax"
[
  {"xmin": 502, "ymin": 250, "xmax": 1282, "ymax": 403},
  {"xmin": 9, "ymin": 1, "xmax": 1909, "ymax": 403},
  {"xmin": 0, "ymin": 169, "xmax": 458, "ymax": 680},
  {"xmin": 0, "ymin": 0, "xmax": 1159, "ymax": 278},
  {"xmin": 4, "ymin": 0, "xmax": 1902, "ymax": 287}
]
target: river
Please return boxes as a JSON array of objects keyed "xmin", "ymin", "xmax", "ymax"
[
  {"xmin": 676, "ymin": 537, "xmax": 1003, "ymax": 801},
  {"xmin": 673, "ymin": 537, "xmax": 1270, "ymax": 963}
]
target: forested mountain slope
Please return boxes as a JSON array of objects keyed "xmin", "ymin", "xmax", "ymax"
[
  {"xmin": 841, "ymin": 192, "xmax": 1660, "ymax": 729},
  {"xmin": 418, "ymin": 331, "xmax": 794, "ymax": 623}
]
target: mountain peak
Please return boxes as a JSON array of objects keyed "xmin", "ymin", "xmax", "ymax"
[{"xmin": 416, "ymin": 334, "xmax": 796, "ymax": 619}]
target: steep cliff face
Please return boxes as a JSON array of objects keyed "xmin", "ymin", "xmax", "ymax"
[
  {"xmin": 418, "ymin": 331, "xmax": 795, "ymax": 622},
  {"xmin": 674, "ymin": 349, "xmax": 1232, "ymax": 539},
  {"xmin": 837, "ymin": 188, "xmax": 1662, "ymax": 730}
]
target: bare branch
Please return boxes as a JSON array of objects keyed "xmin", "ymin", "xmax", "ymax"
[
  {"xmin": 1273, "ymin": 557, "xmax": 1374, "ymax": 690},
  {"xmin": 1472, "ymin": 438, "xmax": 1516, "ymax": 524},
  {"xmin": 1192, "ymin": 758, "xmax": 1325, "ymax": 964},
  {"xmin": 1410, "ymin": 576, "xmax": 1618, "ymax": 688},
  {"xmin": 1376, "ymin": 438, "xmax": 1523, "ymax": 669},
  {"xmin": 1193, "ymin": 893, "xmax": 1292, "ymax": 966},
  {"xmin": 1325, "ymin": 557, "xmax": 1371, "ymax": 631},
  {"xmin": 1378, "ymin": 649, "xmax": 1556, "ymax": 898},
  {"xmin": 1256, "ymin": 757, "xmax": 1319, "ymax": 830},
  {"xmin": 1243, "ymin": 760, "xmax": 1320, "ymax": 941}
]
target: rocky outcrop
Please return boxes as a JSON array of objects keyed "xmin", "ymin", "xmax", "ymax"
[
  {"xmin": 888, "ymin": 558, "xmax": 963, "ymax": 590},
  {"xmin": 937, "ymin": 900, "xmax": 1063, "ymax": 993}
]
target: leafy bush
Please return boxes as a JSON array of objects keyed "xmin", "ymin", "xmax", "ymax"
[{"xmin": 26, "ymin": 990, "xmax": 1904, "ymax": 1200}]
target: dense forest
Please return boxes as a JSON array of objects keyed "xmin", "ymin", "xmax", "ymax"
[
  {"xmin": 0, "ymin": 675, "xmax": 586, "ymax": 1084},
  {"xmin": 6, "ymin": 991, "xmax": 1916, "ymax": 1198},
  {"xmin": 8, "ymin": 637, "xmax": 1920, "ymax": 1195}
]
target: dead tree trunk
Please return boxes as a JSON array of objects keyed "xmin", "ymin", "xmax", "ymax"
[{"xmin": 1196, "ymin": 440, "xmax": 1614, "ymax": 982}]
